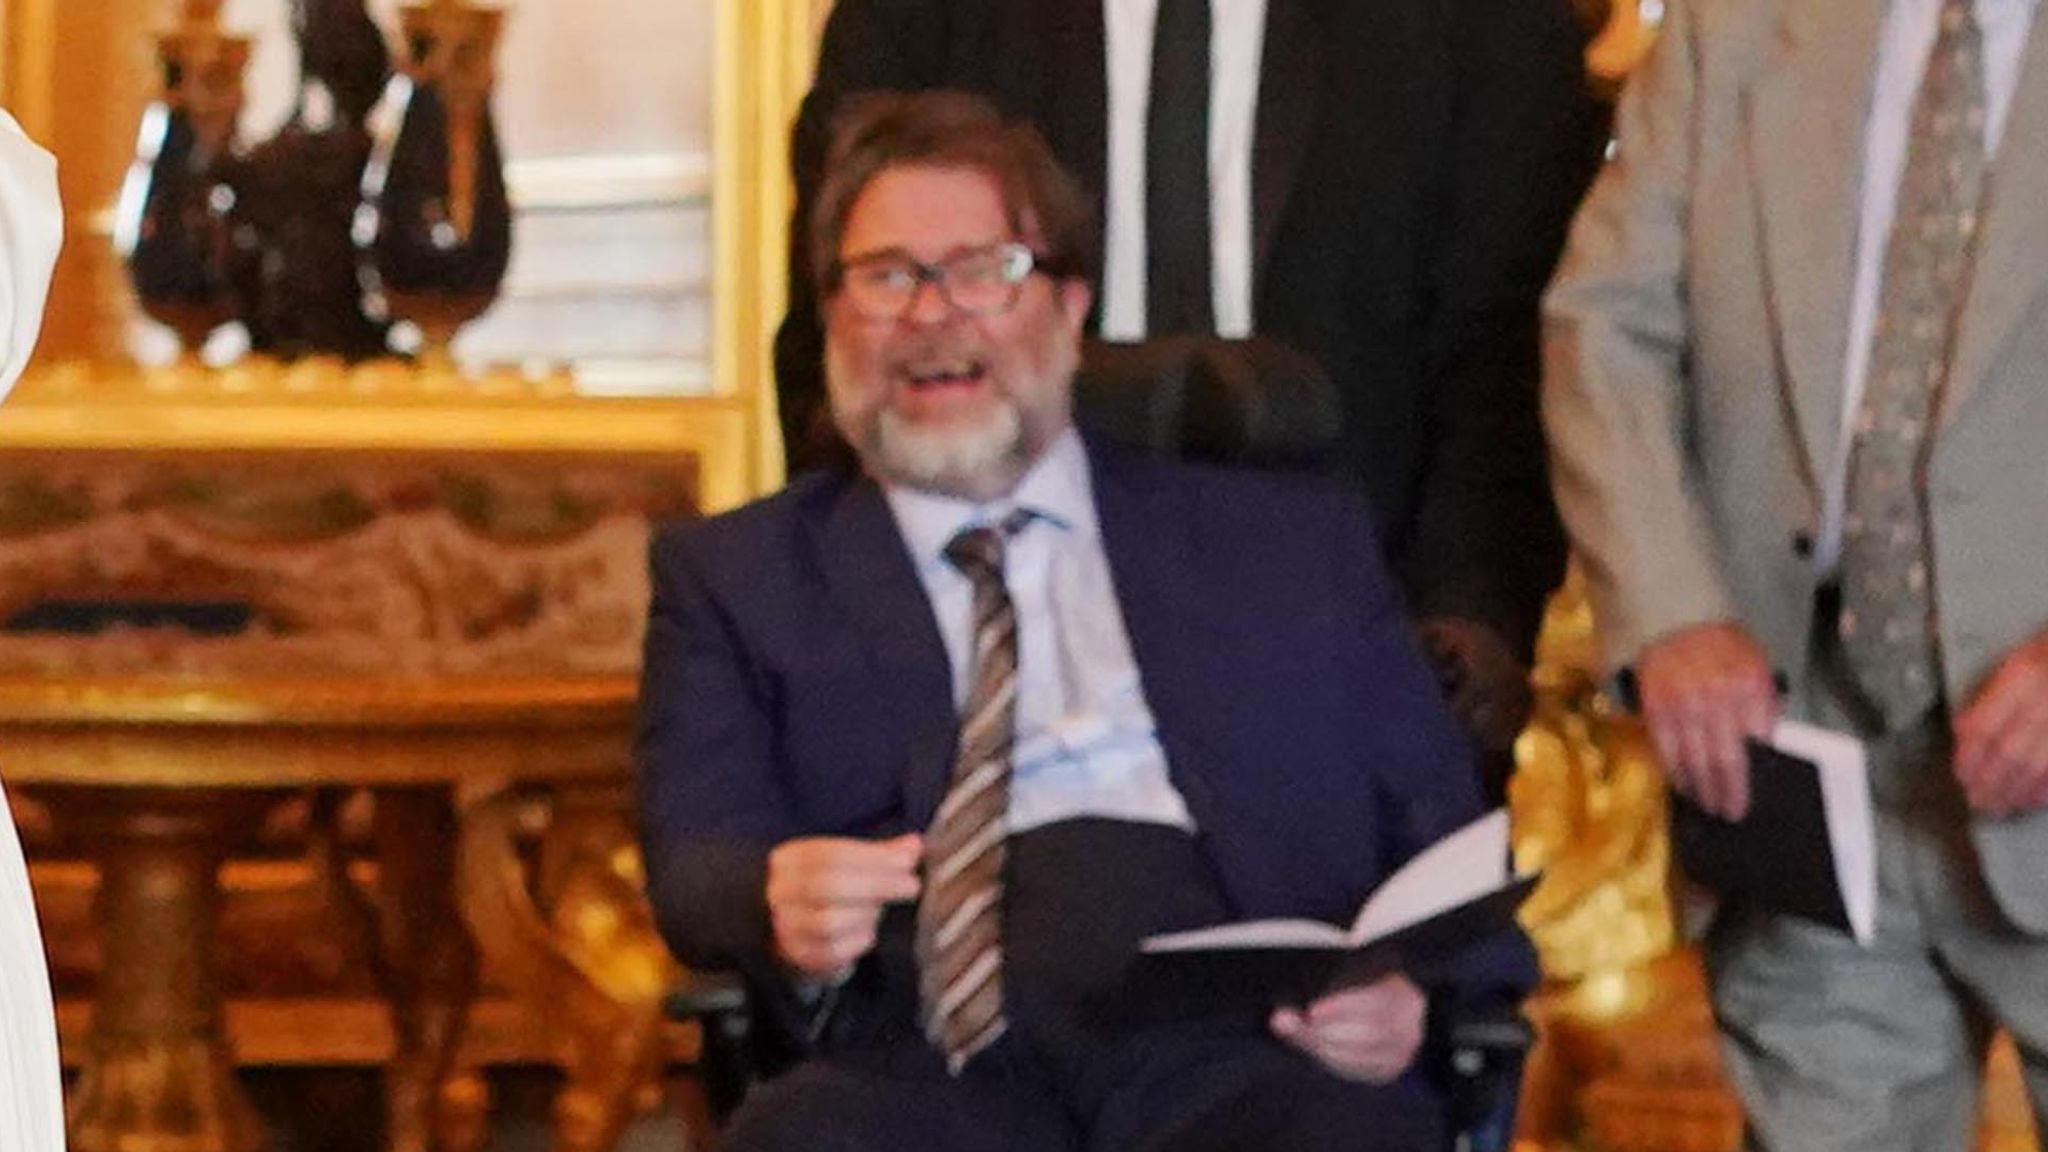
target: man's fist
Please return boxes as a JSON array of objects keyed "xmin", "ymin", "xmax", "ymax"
[
  {"xmin": 1635, "ymin": 621, "xmax": 1779, "ymax": 820},
  {"xmin": 766, "ymin": 833, "xmax": 923, "ymax": 979},
  {"xmin": 1955, "ymin": 629, "xmax": 2048, "ymax": 817}
]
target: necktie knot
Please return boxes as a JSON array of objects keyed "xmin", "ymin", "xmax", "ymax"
[
  {"xmin": 944, "ymin": 526, "xmax": 1005, "ymax": 581},
  {"xmin": 943, "ymin": 510, "xmax": 1032, "ymax": 580}
]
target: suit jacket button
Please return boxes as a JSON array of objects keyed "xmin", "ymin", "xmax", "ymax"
[{"xmin": 1791, "ymin": 531, "xmax": 1814, "ymax": 559}]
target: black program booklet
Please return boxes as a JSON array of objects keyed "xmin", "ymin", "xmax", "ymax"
[
  {"xmin": 1122, "ymin": 809, "xmax": 1537, "ymax": 1019},
  {"xmin": 1668, "ymin": 722, "xmax": 1874, "ymax": 941}
]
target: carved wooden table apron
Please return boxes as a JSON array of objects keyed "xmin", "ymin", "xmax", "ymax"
[{"xmin": 0, "ymin": 675, "xmax": 634, "ymax": 1152}]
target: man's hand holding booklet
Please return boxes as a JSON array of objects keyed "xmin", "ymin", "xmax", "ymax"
[
  {"xmin": 1127, "ymin": 810, "xmax": 1538, "ymax": 1017},
  {"xmin": 1669, "ymin": 719, "xmax": 1878, "ymax": 944}
]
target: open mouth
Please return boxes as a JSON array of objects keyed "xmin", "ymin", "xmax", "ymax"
[{"xmin": 902, "ymin": 360, "xmax": 990, "ymax": 391}]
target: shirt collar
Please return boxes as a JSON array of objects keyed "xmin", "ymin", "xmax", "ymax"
[{"xmin": 883, "ymin": 427, "xmax": 1098, "ymax": 570}]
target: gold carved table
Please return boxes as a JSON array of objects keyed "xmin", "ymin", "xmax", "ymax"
[
  {"xmin": 0, "ymin": 674, "xmax": 645, "ymax": 1152},
  {"xmin": 0, "ymin": 362, "xmax": 760, "ymax": 1152}
]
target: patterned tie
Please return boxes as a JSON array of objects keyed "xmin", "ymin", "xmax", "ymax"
[
  {"xmin": 917, "ymin": 513, "xmax": 1028, "ymax": 1073},
  {"xmin": 1840, "ymin": 0, "xmax": 1986, "ymax": 727}
]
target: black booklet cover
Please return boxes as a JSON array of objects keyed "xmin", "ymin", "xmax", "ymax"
[
  {"xmin": 1668, "ymin": 723, "xmax": 1873, "ymax": 941},
  {"xmin": 1121, "ymin": 810, "xmax": 1537, "ymax": 1019}
]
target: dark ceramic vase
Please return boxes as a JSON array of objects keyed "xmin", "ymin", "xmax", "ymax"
[
  {"xmin": 216, "ymin": 119, "xmax": 392, "ymax": 362},
  {"xmin": 358, "ymin": 3, "xmax": 513, "ymax": 365},
  {"xmin": 215, "ymin": 0, "xmax": 393, "ymax": 362},
  {"xmin": 117, "ymin": 39, "xmax": 247, "ymax": 358}
]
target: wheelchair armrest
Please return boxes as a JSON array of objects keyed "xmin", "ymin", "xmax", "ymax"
[
  {"xmin": 664, "ymin": 969, "xmax": 756, "ymax": 1124},
  {"xmin": 1430, "ymin": 996, "xmax": 1535, "ymax": 1152}
]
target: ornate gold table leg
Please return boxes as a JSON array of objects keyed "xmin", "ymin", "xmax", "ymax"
[
  {"xmin": 309, "ymin": 788, "xmax": 481, "ymax": 1152},
  {"xmin": 458, "ymin": 784, "xmax": 678, "ymax": 1152},
  {"xmin": 63, "ymin": 789, "xmax": 277, "ymax": 1152},
  {"xmin": 379, "ymin": 790, "xmax": 482, "ymax": 1152}
]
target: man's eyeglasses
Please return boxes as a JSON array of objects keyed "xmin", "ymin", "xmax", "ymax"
[{"xmin": 832, "ymin": 242, "xmax": 1048, "ymax": 321}]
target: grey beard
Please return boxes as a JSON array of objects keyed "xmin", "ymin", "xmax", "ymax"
[{"xmin": 869, "ymin": 399, "xmax": 1027, "ymax": 500}]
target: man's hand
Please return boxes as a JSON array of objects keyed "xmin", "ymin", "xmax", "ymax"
[
  {"xmin": 1415, "ymin": 616, "xmax": 1534, "ymax": 753},
  {"xmin": 1269, "ymin": 974, "xmax": 1426, "ymax": 1084},
  {"xmin": 765, "ymin": 833, "xmax": 923, "ymax": 980},
  {"xmin": 1636, "ymin": 621, "xmax": 1779, "ymax": 820},
  {"xmin": 1954, "ymin": 630, "xmax": 2048, "ymax": 817}
]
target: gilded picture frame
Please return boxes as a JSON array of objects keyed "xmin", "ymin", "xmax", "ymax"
[{"xmin": 0, "ymin": 0, "xmax": 827, "ymax": 510}]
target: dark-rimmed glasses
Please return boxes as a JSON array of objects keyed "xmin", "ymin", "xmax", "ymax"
[{"xmin": 832, "ymin": 242, "xmax": 1046, "ymax": 321}]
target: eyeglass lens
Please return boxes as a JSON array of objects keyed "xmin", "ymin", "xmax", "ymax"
[{"xmin": 840, "ymin": 245, "xmax": 1034, "ymax": 319}]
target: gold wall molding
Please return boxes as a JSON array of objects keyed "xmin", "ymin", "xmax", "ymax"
[
  {"xmin": 713, "ymin": 0, "xmax": 823, "ymax": 492},
  {"xmin": 0, "ymin": 0, "xmax": 60, "ymax": 142},
  {"xmin": 0, "ymin": 358, "xmax": 757, "ymax": 516},
  {"xmin": 2, "ymin": 0, "xmax": 156, "ymax": 364}
]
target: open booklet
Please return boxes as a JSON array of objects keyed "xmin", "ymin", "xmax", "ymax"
[
  {"xmin": 1125, "ymin": 809, "xmax": 1537, "ymax": 1017},
  {"xmin": 1669, "ymin": 719, "xmax": 1877, "ymax": 944}
]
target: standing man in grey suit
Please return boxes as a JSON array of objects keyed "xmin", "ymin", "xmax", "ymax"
[{"xmin": 1544, "ymin": 0, "xmax": 2048, "ymax": 1146}]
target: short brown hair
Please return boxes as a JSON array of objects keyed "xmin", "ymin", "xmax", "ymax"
[{"xmin": 809, "ymin": 91, "xmax": 1098, "ymax": 296}]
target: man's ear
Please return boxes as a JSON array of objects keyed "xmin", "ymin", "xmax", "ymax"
[{"xmin": 1056, "ymin": 277, "xmax": 1093, "ymax": 333}]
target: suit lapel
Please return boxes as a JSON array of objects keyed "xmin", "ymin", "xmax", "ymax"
[
  {"xmin": 1747, "ymin": 0, "xmax": 1883, "ymax": 490},
  {"xmin": 1944, "ymin": 12, "xmax": 2048, "ymax": 424},
  {"xmin": 1251, "ymin": 0, "xmax": 1321, "ymax": 295},
  {"xmin": 805, "ymin": 475, "xmax": 958, "ymax": 827},
  {"xmin": 1088, "ymin": 447, "xmax": 1225, "ymax": 817}
]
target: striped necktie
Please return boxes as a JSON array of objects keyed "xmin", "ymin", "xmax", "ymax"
[
  {"xmin": 917, "ymin": 512, "xmax": 1029, "ymax": 1073},
  {"xmin": 1839, "ymin": 0, "xmax": 1986, "ymax": 726}
]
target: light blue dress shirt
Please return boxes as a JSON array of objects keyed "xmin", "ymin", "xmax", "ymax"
[
  {"xmin": 1818, "ymin": 0, "xmax": 2041, "ymax": 573},
  {"xmin": 884, "ymin": 430, "xmax": 1196, "ymax": 834}
]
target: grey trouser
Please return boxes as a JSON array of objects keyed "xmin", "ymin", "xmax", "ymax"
[{"xmin": 1705, "ymin": 637, "xmax": 2048, "ymax": 1151}]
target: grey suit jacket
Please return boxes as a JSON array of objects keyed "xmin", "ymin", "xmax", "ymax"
[{"xmin": 1542, "ymin": 0, "xmax": 2048, "ymax": 933}]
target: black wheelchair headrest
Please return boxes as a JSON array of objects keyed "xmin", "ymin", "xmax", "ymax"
[{"xmin": 1072, "ymin": 336, "xmax": 1342, "ymax": 474}]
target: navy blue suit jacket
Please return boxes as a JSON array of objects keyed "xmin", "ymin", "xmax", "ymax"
[{"xmin": 637, "ymin": 440, "xmax": 1535, "ymax": 1042}]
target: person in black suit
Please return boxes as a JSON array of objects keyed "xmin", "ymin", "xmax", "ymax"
[{"xmin": 772, "ymin": 0, "xmax": 1602, "ymax": 787}]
